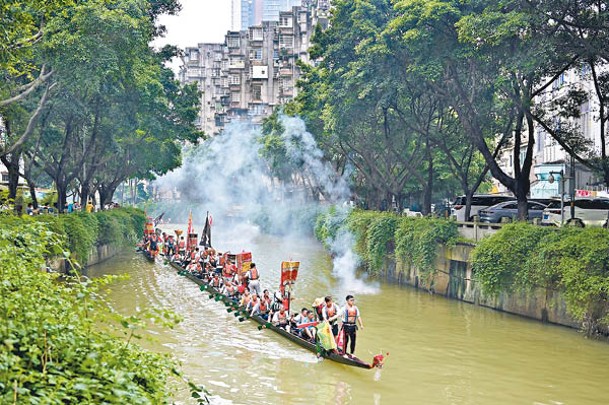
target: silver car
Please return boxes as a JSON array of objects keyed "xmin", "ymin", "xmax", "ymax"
[
  {"xmin": 541, "ymin": 198, "xmax": 609, "ymax": 227},
  {"xmin": 479, "ymin": 201, "xmax": 547, "ymax": 223},
  {"xmin": 451, "ymin": 194, "xmax": 516, "ymax": 222}
]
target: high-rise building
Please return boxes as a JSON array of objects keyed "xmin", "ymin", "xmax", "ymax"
[
  {"xmin": 232, "ymin": 0, "xmax": 303, "ymax": 30},
  {"xmin": 230, "ymin": 0, "xmax": 241, "ymax": 31},
  {"xmin": 263, "ymin": 0, "xmax": 301, "ymax": 22},
  {"xmin": 180, "ymin": 2, "xmax": 325, "ymax": 136}
]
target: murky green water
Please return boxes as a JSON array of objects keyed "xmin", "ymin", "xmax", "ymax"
[{"xmin": 88, "ymin": 225, "xmax": 609, "ymax": 404}]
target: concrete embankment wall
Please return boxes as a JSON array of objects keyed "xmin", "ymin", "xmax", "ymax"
[
  {"xmin": 48, "ymin": 244, "xmax": 123, "ymax": 272},
  {"xmin": 384, "ymin": 242, "xmax": 580, "ymax": 329}
]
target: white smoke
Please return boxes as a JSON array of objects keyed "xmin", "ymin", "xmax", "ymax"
[
  {"xmin": 325, "ymin": 208, "xmax": 380, "ymax": 296},
  {"xmin": 153, "ymin": 115, "xmax": 378, "ymax": 295}
]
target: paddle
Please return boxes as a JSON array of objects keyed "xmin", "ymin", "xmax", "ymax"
[{"xmin": 257, "ymin": 321, "xmax": 274, "ymax": 330}]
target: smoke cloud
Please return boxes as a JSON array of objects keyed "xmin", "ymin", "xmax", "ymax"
[{"xmin": 153, "ymin": 115, "xmax": 378, "ymax": 295}]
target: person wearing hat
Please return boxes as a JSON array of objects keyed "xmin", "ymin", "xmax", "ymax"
[
  {"xmin": 311, "ymin": 297, "xmax": 325, "ymax": 321},
  {"xmin": 342, "ymin": 295, "xmax": 364, "ymax": 354}
]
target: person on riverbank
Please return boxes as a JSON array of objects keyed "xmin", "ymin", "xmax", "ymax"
[
  {"xmin": 341, "ymin": 295, "xmax": 364, "ymax": 354},
  {"xmin": 322, "ymin": 296, "xmax": 341, "ymax": 337},
  {"xmin": 245, "ymin": 262, "xmax": 261, "ymax": 296}
]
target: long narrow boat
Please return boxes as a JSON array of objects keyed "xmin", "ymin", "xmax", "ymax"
[
  {"xmin": 166, "ymin": 261, "xmax": 383, "ymax": 369},
  {"xmin": 136, "ymin": 247, "xmax": 156, "ymax": 262}
]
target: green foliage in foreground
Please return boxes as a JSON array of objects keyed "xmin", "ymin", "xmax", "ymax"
[
  {"xmin": 315, "ymin": 208, "xmax": 459, "ymax": 276},
  {"xmin": 0, "ymin": 217, "xmax": 180, "ymax": 403},
  {"xmin": 472, "ymin": 223, "xmax": 609, "ymax": 336}
]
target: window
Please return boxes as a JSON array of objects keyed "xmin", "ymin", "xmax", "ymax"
[
  {"xmin": 279, "ymin": 35, "xmax": 293, "ymax": 49},
  {"xmin": 252, "ymin": 84, "xmax": 262, "ymax": 101},
  {"xmin": 230, "ymin": 75, "xmax": 240, "ymax": 85},
  {"xmin": 279, "ymin": 16, "xmax": 291, "ymax": 27},
  {"xmin": 227, "ymin": 36, "xmax": 240, "ymax": 48},
  {"xmin": 250, "ymin": 27, "xmax": 263, "ymax": 41},
  {"xmin": 528, "ymin": 202, "xmax": 546, "ymax": 210},
  {"xmin": 250, "ymin": 48, "xmax": 262, "ymax": 60}
]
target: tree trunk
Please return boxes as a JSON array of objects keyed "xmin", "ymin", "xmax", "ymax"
[
  {"xmin": 99, "ymin": 185, "xmax": 117, "ymax": 207},
  {"xmin": 80, "ymin": 182, "xmax": 90, "ymax": 212},
  {"xmin": 56, "ymin": 179, "xmax": 67, "ymax": 214},
  {"xmin": 422, "ymin": 143, "xmax": 433, "ymax": 215},
  {"xmin": 27, "ymin": 178, "xmax": 38, "ymax": 209}
]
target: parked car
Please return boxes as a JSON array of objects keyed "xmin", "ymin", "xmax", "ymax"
[
  {"xmin": 479, "ymin": 201, "xmax": 547, "ymax": 223},
  {"xmin": 451, "ymin": 194, "xmax": 516, "ymax": 222},
  {"xmin": 541, "ymin": 198, "xmax": 609, "ymax": 227}
]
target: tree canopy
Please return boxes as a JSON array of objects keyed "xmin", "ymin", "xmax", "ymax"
[{"xmin": 0, "ymin": 0, "xmax": 201, "ymax": 210}]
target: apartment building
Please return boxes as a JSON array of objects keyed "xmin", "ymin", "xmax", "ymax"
[
  {"xmin": 181, "ymin": 1, "xmax": 329, "ymax": 136},
  {"xmin": 495, "ymin": 66, "xmax": 607, "ymax": 198}
]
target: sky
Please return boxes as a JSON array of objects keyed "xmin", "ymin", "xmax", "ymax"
[{"xmin": 152, "ymin": 0, "xmax": 232, "ymax": 69}]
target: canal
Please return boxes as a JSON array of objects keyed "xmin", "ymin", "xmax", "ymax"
[{"xmin": 88, "ymin": 224, "xmax": 609, "ymax": 404}]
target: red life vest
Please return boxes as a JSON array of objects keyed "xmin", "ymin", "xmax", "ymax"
[
  {"xmin": 259, "ymin": 300, "xmax": 268, "ymax": 312},
  {"xmin": 326, "ymin": 304, "xmax": 336, "ymax": 318},
  {"xmin": 250, "ymin": 267, "xmax": 259, "ymax": 280}
]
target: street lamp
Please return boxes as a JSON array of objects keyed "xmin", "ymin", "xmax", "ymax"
[
  {"xmin": 548, "ymin": 164, "xmax": 575, "ymax": 226},
  {"xmin": 547, "ymin": 170, "xmax": 566, "ymax": 225}
]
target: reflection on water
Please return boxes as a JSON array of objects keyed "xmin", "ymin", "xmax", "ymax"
[{"xmin": 88, "ymin": 230, "xmax": 609, "ymax": 404}]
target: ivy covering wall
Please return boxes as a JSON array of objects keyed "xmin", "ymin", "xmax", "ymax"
[
  {"xmin": 315, "ymin": 208, "xmax": 459, "ymax": 276},
  {"xmin": 472, "ymin": 223, "xmax": 609, "ymax": 336},
  {"xmin": 315, "ymin": 209, "xmax": 609, "ymax": 337}
]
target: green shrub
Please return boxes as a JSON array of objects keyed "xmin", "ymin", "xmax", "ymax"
[
  {"xmin": 471, "ymin": 223, "xmax": 609, "ymax": 336},
  {"xmin": 472, "ymin": 222, "xmax": 554, "ymax": 296},
  {"xmin": 0, "ymin": 219, "xmax": 179, "ymax": 403},
  {"xmin": 395, "ymin": 217, "xmax": 459, "ymax": 281}
]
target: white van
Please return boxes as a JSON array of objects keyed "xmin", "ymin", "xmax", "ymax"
[
  {"xmin": 541, "ymin": 198, "xmax": 609, "ymax": 227},
  {"xmin": 451, "ymin": 194, "xmax": 515, "ymax": 222}
]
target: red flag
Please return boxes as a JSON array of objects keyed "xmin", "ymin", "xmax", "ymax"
[{"xmin": 186, "ymin": 210, "xmax": 193, "ymax": 250}]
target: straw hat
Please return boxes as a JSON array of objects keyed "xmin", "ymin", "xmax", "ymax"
[{"xmin": 311, "ymin": 297, "xmax": 324, "ymax": 307}]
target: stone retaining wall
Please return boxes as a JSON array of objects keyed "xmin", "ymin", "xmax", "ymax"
[
  {"xmin": 49, "ymin": 244, "xmax": 122, "ymax": 272},
  {"xmin": 384, "ymin": 243, "xmax": 580, "ymax": 329}
]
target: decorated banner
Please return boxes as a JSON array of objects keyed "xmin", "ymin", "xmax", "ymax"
[
  {"xmin": 316, "ymin": 321, "xmax": 337, "ymax": 351},
  {"xmin": 186, "ymin": 210, "xmax": 193, "ymax": 250},
  {"xmin": 188, "ymin": 233, "xmax": 198, "ymax": 249},
  {"xmin": 144, "ymin": 218, "xmax": 155, "ymax": 235},
  {"xmin": 228, "ymin": 252, "xmax": 253, "ymax": 275},
  {"xmin": 280, "ymin": 261, "xmax": 299, "ymax": 287}
]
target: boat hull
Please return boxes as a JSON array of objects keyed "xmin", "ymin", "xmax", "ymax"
[{"xmin": 167, "ymin": 261, "xmax": 373, "ymax": 369}]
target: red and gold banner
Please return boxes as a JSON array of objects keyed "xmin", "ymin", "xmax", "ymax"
[
  {"xmin": 228, "ymin": 252, "xmax": 253, "ymax": 275},
  {"xmin": 280, "ymin": 261, "xmax": 299, "ymax": 287}
]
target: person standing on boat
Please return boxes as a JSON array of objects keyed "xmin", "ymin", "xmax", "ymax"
[
  {"xmin": 342, "ymin": 295, "xmax": 364, "ymax": 354},
  {"xmin": 245, "ymin": 263, "xmax": 262, "ymax": 296},
  {"xmin": 322, "ymin": 296, "xmax": 341, "ymax": 337}
]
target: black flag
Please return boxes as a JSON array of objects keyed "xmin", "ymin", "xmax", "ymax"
[{"xmin": 200, "ymin": 213, "xmax": 211, "ymax": 248}]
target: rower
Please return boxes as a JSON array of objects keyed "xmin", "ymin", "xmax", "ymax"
[
  {"xmin": 299, "ymin": 310, "xmax": 317, "ymax": 342},
  {"xmin": 291, "ymin": 308, "xmax": 309, "ymax": 337},
  {"xmin": 239, "ymin": 289, "xmax": 251, "ymax": 308},
  {"xmin": 252, "ymin": 292, "xmax": 270, "ymax": 319},
  {"xmin": 210, "ymin": 273, "xmax": 223, "ymax": 289},
  {"xmin": 271, "ymin": 306, "xmax": 290, "ymax": 331},
  {"xmin": 322, "ymin": 296, "xmax": 340, "ymax": 337}
]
